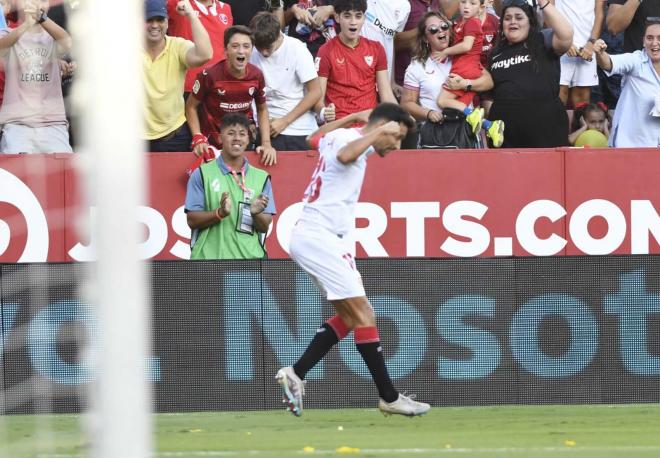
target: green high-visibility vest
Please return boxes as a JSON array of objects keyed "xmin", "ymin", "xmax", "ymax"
[{"xmin": 190, "ymin": 159, "xmax": 270, "ymax": 260}]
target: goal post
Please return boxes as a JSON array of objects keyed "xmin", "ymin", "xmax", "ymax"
[{"xmin": 71, "ymin": 0, "xmax": 152, "ymax": 456}]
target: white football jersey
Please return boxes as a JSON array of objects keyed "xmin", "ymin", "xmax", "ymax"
[
  {"xmin": 361, "ymin": 0, "xmax": 411, "ymax": 78},
  {"xmin": 298, "ymin": 128, "xmax": 374, "ymax": 236}
]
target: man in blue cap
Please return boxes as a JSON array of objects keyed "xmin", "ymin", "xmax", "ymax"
[{"xmin": 143, "ymin": 0, "xmax": 212, "ymax": 152}]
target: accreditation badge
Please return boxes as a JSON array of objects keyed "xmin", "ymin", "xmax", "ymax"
[
  {"xmin": 236, "ymin": 201, "xmax": 255, "ymax": 235},
  {"xmin": 243, "ymin": 187, "xmax": 254, "ymax": 202}
]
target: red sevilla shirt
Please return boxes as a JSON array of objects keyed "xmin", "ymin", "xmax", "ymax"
[
  {"xmin": 480, "ymin": 13, "xmax": 499, "ymax": 69},
  {"xmin": 450, "ymin": 16, "xmax": 484, "ymax": 79},
  {"xmin": 191, "ymin": 60, "xmax": 266, "ymax": 138},
  {"xmin": 316, "ymin": 36, "xmax": 387, "ymax": 121}
]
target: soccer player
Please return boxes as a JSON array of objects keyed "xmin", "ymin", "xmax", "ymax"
[{"xmin": 276, "ymin": 103, "xmax": 430, "ymax": 418}]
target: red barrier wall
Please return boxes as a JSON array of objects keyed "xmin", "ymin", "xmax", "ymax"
[{"xmin": 1, "ymin": 148, "xmax": 659, "ymax": 262}]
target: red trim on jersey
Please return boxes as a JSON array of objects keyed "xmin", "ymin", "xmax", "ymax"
[
  {"xmin": 354, "ymin": 326, "xmax": 380, "ymax": 344},
  {"xmin": 327, "ymin": 315, "xmax": 350, "ymax": 340}
]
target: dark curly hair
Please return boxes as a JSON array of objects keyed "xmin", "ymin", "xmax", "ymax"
[{"xmin": 491, "ymin": 2, "xmax": 543, "ymax": 72}]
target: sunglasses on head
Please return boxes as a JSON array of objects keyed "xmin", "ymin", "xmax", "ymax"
[
  {"xmin": 426, "ymin": 23, "xmax": 451, "ymax": 35},
  {"xmin": 502, "ymin": 0, "xmax": 530, "ymax": 8}
]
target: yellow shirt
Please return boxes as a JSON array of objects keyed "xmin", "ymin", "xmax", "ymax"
[{"xmin": 142, "ymin": 36, "xmax": 193, "ymax": 140}]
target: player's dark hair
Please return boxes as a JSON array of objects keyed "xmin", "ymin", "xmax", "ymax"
[
  {"xmin": 334, "ymin": 0, "xmax": 367, "ymax": 15},
  {"xmin": 250, "ymin": 12, "xmax": 281, "ymax": 49},
  {"xmin": 224, "ymin": 25, "xmax": 254, "ymax": 48},
  {"xmin": 368, "ymin": 103, "xmax": 416, "ymax": 131},
  {"xmin": 220, "ymin": 113, "xmax": 252, "ymax": 132}
]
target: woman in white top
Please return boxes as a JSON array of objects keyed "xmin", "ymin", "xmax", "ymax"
[{"xmin": 400, "ymin": 11, "xmax": 494, "ymax": 148}]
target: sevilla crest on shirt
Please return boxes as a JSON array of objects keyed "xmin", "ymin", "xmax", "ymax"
[{"xmin": 364, "ymin": 55, "xmax": 373, "ymax": 66}]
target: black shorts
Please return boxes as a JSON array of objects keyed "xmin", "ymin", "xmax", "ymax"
[
  {"xmin": 489, "ymin": 99, "xmax": 569, "ymax": 148},
  {"xmin": 270, "ymin": 134, "xmax": 310, "ymax": 152}
]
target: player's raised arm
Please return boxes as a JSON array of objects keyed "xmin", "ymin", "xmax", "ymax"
[
  {"xmin": 305, "ymin": 110, "xmax": 372, "ymax": 149},
  {"xmin": 336, "ymin": 121, "xmax": 401, "ymax": 164}
]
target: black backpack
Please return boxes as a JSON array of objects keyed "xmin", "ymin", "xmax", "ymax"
[{"xmin": 418, "ymin": 108, "xmax": 479, "ymax": 149}]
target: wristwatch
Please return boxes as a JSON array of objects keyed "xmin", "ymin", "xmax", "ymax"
[{"xmin": 37, "ymin": 10, "xmax": 48, "ymax": 23}]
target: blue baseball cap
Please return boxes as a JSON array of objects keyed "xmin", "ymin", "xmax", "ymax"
[{"xmin": 145, "ymin": 0, "xmax": 168, "ymax": 20}]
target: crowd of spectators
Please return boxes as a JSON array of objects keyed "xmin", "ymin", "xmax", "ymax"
[{"xmin": 0, "ymin": 0, "xmax": 658, "ymax": 153}]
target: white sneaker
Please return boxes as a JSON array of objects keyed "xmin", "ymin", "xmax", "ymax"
[
  {"xmin": 378, "ymin": 393, "xmax": 430, "ymax": 417},
  {"xmin": 275, "ymin": 366, "xmax": 305, "ymax": 417}
]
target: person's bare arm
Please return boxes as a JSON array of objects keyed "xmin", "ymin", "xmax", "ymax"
[
  {"xmin": 315, "ymin": 76, "xmax": 337, "ymax": 122},
  {"xmin": 336, "ymin": 121, "xmax": 401, "ymax": 164},
  {"xmin": 186, "ymin": 95, "xmax": 210, "ymax": 156},
  {"xmin": 306, "ymin": 109, "xmax": 373, "ymax": 146},
  {"xmin": 271, "ymin": 77, "xmax": 321, "ymax": 137},
  {"xmin": 591, "ymin": 0, "xmax": 606, "ymax": 42},
  {"xmin": 568, "ymin": 119, "xmax": 588, "ymax": 145},
  {"xmin": 444, "ymin": 68, "xmax": 494, "ymax": 92},
  {"xmin": 438, "ymin": 36, "xmax": 475, "ymax": 59},
  {"xmin": 593, "ymin": 38, "xmax": 613, "ymax": 71},
  {"xmin": 0, "ymin": 21, "xmax": 32, "ymax": 57},
  {"xmin": 179, "ymin": 0, "xmax": 212, "ymax": 67},
  {"xmin": 580, "ymin": 0, "xmax": 606, "ymax": 61},
  {"xmin": 440, "ymin": 0, "xmax": 460, "ymax": 19},
  {"xmin": 606, "ymin": 1, "xmax": 639, "ymax": 35},
  {"xmin": 39, "ymin": 13, "xmax": 72, "ymax": 54},
  {"xmin": 256, "ymin": 102, "xmax": 277, "ymax": 166},
  {"xmin": 539, "ymin": 1, "xmax": 574, "ymax": 54},
  {"xmin": 315, "ymin": 76, "xmax": 328, "ymax": 113},
  {"xmin": 185, "ymin": 95, "xmax": 203, "ymax": 136},
  {"xmin": 286, "ymin": 3, "xmax": 314, "ymax": 26},
  {"xmin": 250, "ymin": 193, "xmax": 272, "ymax": 233},
  {"xmin": 187, "ymin": 191, "xmax": 232, "ymax": 229},
  {"xmin": 310, "ymin": 5, "xmax": 335, "ymax": 28},
  {"xmin": 376, "ymin": 70, "xmax": 397, "ymax": 104},
  {"xmin": 401, "ymin": 87, "xmax": 442, "ymax": 122},
  {"xmin": 395, "ymin": 27, "xmax": 417, "ymax": 51}
]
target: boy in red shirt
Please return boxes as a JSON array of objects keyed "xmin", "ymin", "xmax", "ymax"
[
  {"xmin": 436, "ymin": 0, "xmax": 504, "ymax": 147},
  {"xmin": 185, "ymin": 25, "xmax": 276, "ymax": 167},
  {"xmin": 314, "ymin": 0, "xmax": 396, "ymax": 124}
]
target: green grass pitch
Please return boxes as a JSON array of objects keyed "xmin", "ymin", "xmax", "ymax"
[{"xmin": 2, "ymin": 404, "xmax": 660, "ymax": 457}]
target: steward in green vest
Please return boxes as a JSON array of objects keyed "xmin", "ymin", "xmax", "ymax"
[{"xmin": 185, "ymin": 114, "xmax": 276, "ymax": 260}]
